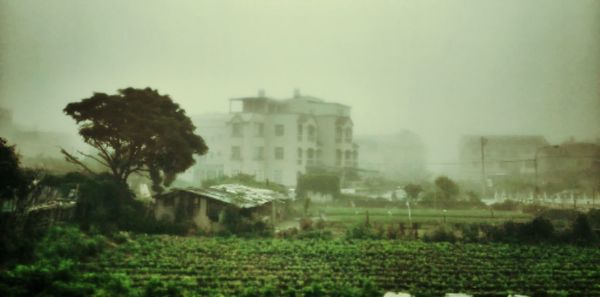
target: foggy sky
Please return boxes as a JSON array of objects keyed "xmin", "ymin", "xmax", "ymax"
[{"xmin": 1, "ymin": 0, "xmax": 599, "ymax": 163}]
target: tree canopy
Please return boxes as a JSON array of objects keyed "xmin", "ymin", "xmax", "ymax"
[
  {"xmin": 434, "ymin": 176, "xmax": 459, "ymax": 201},
  {"xmin": 63, "ymin": 87, "xmax": 208, "ymax": 192},
  {"xmin": 0, "ymin": 137, "xmax": 28, "ymax": 201},
  {"xmin": 403, "ymin": 183, "xmax": 423, "ymax": 200}
]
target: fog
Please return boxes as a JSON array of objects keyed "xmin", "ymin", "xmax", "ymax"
[{"xmin": 1, "ymin": 0, "xmax": 599, "ymax": 165}]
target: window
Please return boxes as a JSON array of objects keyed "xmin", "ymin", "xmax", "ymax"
[
  {"xmin": 297, "ymin": 148, "xmax": 303, "ymax": 165},
  {"xmin": 307, "ymin": 148, "xmax": 315, "ymax": 165},
  {"xmin": 231, "ymin": 146, "xmax": 241, "ymax": 160},
  {"xmin": 335, "ymin": 126, "xmax": 342, "ymax": 143},
  {"xmin": 232, "ymin": 123, "xmax": 243, "ymax": 137},
  {"xmin": 345, "ymin": 150, "xmax": 352, "ymax": 161},
  {"xmin": 336, "ymin": 149, "xmax": 342, "ymax": 166},
  {"xmin": 255, "ymin": 123, "xmax": 264, "ymax": 137},
  {"xmin": 275, "ymin": 124, "xmax": 284, "ymax": 136},
  {"xmin": 345, "ymin": 127, "xmax": 352, "ymax": 143},
  {"xmin": 275, "ymin": 147, "xmax": 284, "ymax": 160},
  {"xmin": 253, "ymin": 146, "xmax": 264, "ymax": 161},
  {"xmin": 308, "ymin": 126, "xmax": 316, "ymax": 141},
  {"xmin": 297, "ymin": 124, "xmax": 303, "ymax": 141}
]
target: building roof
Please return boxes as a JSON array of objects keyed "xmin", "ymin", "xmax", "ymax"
[{"xmin": 157, "ymin": 184, "xmax": 289, "ymax": 208}]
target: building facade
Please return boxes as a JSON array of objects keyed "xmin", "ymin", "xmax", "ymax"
[
  {"xmin": 458, "ymin": 135, "xmax": 549, "ymax": 184},
  {"xmin": 355, "ymin": 131, "xmax": 428, "ymax": 182},
  {"xmin": 189, "ymin": 91, "xmax": 358, "ymax": 187}
]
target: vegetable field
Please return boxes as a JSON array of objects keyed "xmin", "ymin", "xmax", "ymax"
[
  {"xmin": 82, "ymin": 235, "xmax": 600, "ymax": 297},
  {"xmin": 319, "ymin": 207, "xmax": 531, "ymax": 225}
]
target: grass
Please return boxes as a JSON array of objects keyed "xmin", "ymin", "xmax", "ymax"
[{"xmin": 313, "ymin": 206, "xmax": 531, "ymax": 225}]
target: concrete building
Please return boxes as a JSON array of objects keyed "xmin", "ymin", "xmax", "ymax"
[
  {"xmin": 188, "ymin": 90, "xmax": 358, "ymax": 187},
  {"xmin": 355, "ymin": 131, "xmax": 428, "ymax": 182},
  {"xmin": 458, "ymin": 135, "xmax": 549, "ymax": 184},
  {"xmin": 538, "ymin": 140, "xmax": 600, "ymax": 193}
]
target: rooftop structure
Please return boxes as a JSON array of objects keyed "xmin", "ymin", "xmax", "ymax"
[{"xmin": 190, "ymin": 90, "xmax": 358, "ymax": 186}]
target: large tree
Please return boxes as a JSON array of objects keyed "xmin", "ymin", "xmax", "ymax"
[
  {"xmin": 0, "ymin": 137, "xmax": 28, "ymax": 201},
  {"xmin": 63, "ymin": 87, "xmax": 208, "ymax": 192},
  {"xmin": 434, "ymin": 176, "xmax": 459, "ymax": 201}
]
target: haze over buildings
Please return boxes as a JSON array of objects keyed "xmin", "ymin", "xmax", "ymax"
[
  {"xmin": 1, "ymin": 0, "xmax": 599, "ymax": 168},
  {"xmin": 185, "ymin": 90, "xmax": 357, "ymax": 187}
]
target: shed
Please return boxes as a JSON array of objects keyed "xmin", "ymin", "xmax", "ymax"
[{"xmin": 154, "ymin": 184, "xmax": 288, "ymax": 230}]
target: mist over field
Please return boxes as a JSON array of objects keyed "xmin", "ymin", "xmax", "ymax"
[
  {"xmin": 1, "ymin": 0, "xmax": 599, "ymax": 166},
  {"xmin": 2, "ymin": 2, "xmax": 600, "ymax": 297}
]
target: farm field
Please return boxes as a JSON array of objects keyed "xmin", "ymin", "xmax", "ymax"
[
  {"xmin": 83, "ymin": 235, "xmax": 600, "ymax": 297},
  {"xmin": 317, "ymin": 207, "xmax": 531, "ymax": 225},
  {"xmin": 287, "ymin": 206, "xmax": 532, "ymax": 235}
]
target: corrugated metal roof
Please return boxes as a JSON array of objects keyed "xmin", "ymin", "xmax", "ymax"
[{"xmin": 158, "ymin": 184, "xmax": 288, "ymax": 208}]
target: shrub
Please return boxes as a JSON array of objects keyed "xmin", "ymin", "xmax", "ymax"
[
  {"xmin": 345, "ymin": 224, "xmax": 381, "ymax": 240},
  {"xmin": 491, "ymin": 199, "xmax": 520, "ymax": 211},
  {"xmin": 568, "ymin": 214, "xmax": 597, "ymax": 245},
  {"xmin": 35, "ymin": 225, "xmax": 107, "ymax": 263},
  {"xmin": 519, "ymin": 216, "xmax": 555, "ymax": 243},
  {"xmin": 423, "ymin": 225, "xmax": 457, "ymax": 243},
  {"xmin": 522, "ymin": 203, "xmax": 548, "ymax": 215},
  {"xmin": 299, "ymin": 217, "xmax": 313, "ymax": 231}
]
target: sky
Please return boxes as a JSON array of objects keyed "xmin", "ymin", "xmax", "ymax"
[{"xmin": 1, "ymin": 0, "xmax": 599, "ymax": 163}]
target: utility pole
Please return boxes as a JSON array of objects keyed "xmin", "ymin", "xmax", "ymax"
[{"xmin": 480, "ymin": 137, "xmax": 487, "ymax": 199}]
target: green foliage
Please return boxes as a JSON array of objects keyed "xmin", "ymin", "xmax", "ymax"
[
  {"xmin": 63, "ymin": 87, "xmax": 208, "ymax": 192},
  {"xmin": 0, "ymin": 225, "xmax": 138, "ymax": 297},
  {"xmin": 403, "ymin": 183, "xmax": 422, "ymax": 200},
  {"xmin": 491, "ymin": 199, "xmax": 521, "ymax": 211},
  {"xmin": 568, "ymin": 214, "xmax": 597, "ymax": 245},
  {"xmin": 0, "ymin": 137, "xmax": 28, "ymax": 201},
  {"xmin": 64, "ymin": 173, "xmax": 135, "ymax": 233},
  {"xmin": 79, "ymin": 235, "xmax": 600, "ymax": 296},
  {"xmin": 423, "ymin": 225, "xmax": 457, "ymax": 243},
  {"xmin": 434, "ymin": 176, "xmax": 459, "ymax": 202},
  {"xmin": 345, "ymin": 223, "xmax": 381, "ymax": 240},
  {"xmin": 34, "ymin": 226, "xmax": 107, "ymax": 264},
  {"xmin": 141, "ymin": 277, "xmax": 185, "ymax": 297},
  {"xmin": 217, "ymin": 206, "xmax": 273, "ymax": 237},
  {"xmin": 296, "ymin": 174, "xmax": 341, "ymax": 199}
]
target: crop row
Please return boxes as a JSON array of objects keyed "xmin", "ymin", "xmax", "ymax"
[{"xmin": 81, "ymin": 236, "xmax": 600, "ymax": 296}]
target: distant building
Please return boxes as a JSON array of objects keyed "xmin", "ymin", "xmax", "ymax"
[
  {"xmin": 458, "ymin": 135, "xmax": 549, "ymax": 184},
  {"xmin": 188, "ymin": 90, "xmax": 358, "ymax": 187},
  {"xmin": 0, "ymin": 107, "xmax": 81, "ymax": 159},
  {"xmin": 538, "ymin": 140, "xmax": 600, "ymax": 193},
  {"xmin": 354, "ymin": 131, "xmax": 428, "ymax": 181}
]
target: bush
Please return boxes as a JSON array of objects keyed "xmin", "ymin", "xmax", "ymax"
[
  {"xmin": 345, "ymin": 224, "xmax": 381, "ymax": 240},
  {"xmin": 0, "ymin": 225, "xmax": 141, "ymax": 297},
  {"xmin": 217, "ymin": 206, "xmax": 273, "ymax": 237},
  {"xmin": 519, "ymin": 216, "xmax": 555, "ymax": 243},
  {"xmin": 490, "ymin": 199, "xmax": 520, "ymax": 211},
  {"xmin": 522, "ymin": 203, "xmax": 548, "ymax": 215},
  {"xmin": 299, "ymin": 217, "xmax": 313, "ymax": 231},
  {"xmin": 568, "ymin": 214, "xmax": 597, "ymax": 245},
  {"xmin": 35, "ymin": 225, "xmax": 107, "ymax": 263},
  {"xmin": 423, "ymin": 225, "xmax": 457, "ymax": 243}
]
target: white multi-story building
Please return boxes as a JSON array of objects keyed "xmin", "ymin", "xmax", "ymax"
[{"xmin": 189, "ymin": 90, "xmax": 358, "ymax": 187}]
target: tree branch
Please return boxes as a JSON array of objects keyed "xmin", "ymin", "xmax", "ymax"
[
  {"xmin": 61, "ymin": 148, "xmax": 97, "ymax": 175},
  {"xmin": 77, "ymin": 150, "xmax": 110, "ymax": 168}
]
